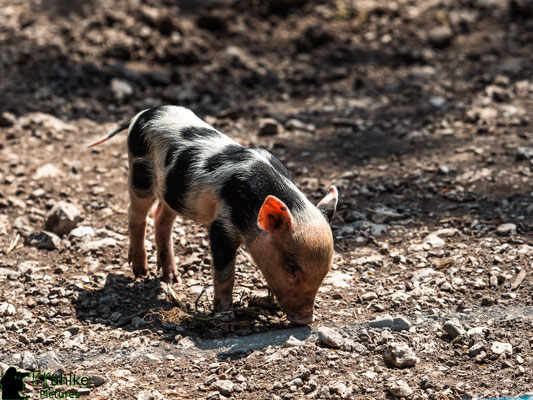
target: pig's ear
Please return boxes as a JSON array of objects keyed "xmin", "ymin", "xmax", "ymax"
[
  {"xmin": 316, "ymin": 186, "xmax": 338, "ymax": 223},
  {"xmin": 258, "ymin": 195, "xmax": 293, "ymax": 234}
]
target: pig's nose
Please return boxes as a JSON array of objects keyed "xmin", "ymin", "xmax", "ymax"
[{"xmin": 287, "ymin": 314, "xmax": 314, "ymax": 325}]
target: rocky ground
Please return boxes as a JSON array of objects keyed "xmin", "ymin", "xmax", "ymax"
[{"xmin": 1, "ymin": 0, "xmax": 533, "ymax": 399}]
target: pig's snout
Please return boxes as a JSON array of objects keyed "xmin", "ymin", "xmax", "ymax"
[{"xmin": 287, "ymin": 313, "xmax": 314, "ymax": 325}]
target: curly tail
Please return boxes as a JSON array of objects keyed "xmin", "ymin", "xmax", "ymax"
[{"xmin": 88, "ymin": 119, "xmax": 131, "ymax": 147}]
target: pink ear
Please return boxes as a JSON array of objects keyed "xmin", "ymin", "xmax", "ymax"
[{"xmin": 258, "ymin": 195, "xmax": 293, "ymax": 234}]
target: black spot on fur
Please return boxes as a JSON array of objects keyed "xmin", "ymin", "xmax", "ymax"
[
  {"xmin": 268, "ymin": 153, "xmax": 292, "ymax": 180},
  {"xmin": 181, "ymin": 126, "xmax": 220, "ymax": 141},
  {"xmin": 220, "ymin": 161, "xmax": 306, "ymax": 235},
  {"xmin": 128, "ymin": 107, "xmax": 161, "ymax": 157},
  {"xmin": 204, "ymin": 145, "xmax": 252, "ymax": 172},
  {"xmin": 209, "ymin": 221, "xmax": 240, "ymax": 276},
  {"xmin": 164, "ymin": 143, "xmax": 180, "ymax": 167},
  {"xmin": 131, "ymin": 161, "xmax": 152, "ymax": 193},
  {"xmin": 164, "ymin": 146, "xmax": 202, "ymax": 212}
]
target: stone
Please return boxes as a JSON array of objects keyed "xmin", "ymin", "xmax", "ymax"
[
  {"xmin": 361, "ymin": 292, "xmax": 378, "ymax": 301},
  {"xmin": 382, "ymin": 342, "xmax": 418, "ymax": 368},
  {"xmin": 428, "ymin": 25, "xmax": 453, "ymax": 48},
  {"xmin": 34, "ymin": 164, "xmax": 62, "ymax": 179},
  {"xmin": 468, "ymin": 343, "xmax": 485, "ymax": 357},
  {"xmin": 25, "ymin": 231, "xmax": 61, "ymax": 250},
  {"xmin": 424, "ymin": 233, "xmax": 445, "ymax": 247},
  {"xmin": 90, "ymin": 375, "xmax": 106, "ymax": 387},
  {"xmin": 258, "ymin": 118, "xmax": 281, "ymax": 136},
  {"xmin": 496, "ymin": 223, "xmax": 516, "ymax": 236},
  {"xmin": 388, "ymin": 380, "xmax": 413, "ymax": 398},
  {"xmin": 491, "ymin": 341, "xmax": 512, "ymax": 356},
  {"xmin": 516, "ymin": 147, "xmax": 533, "ymax": 160},
  {"xmin": 369, "ymin": 315, "xmax": 393, "ymax": 329},
  {"xmin": 44, "ymin": 201, "xmax": 82, "ymax": 236},
  {"xmin": 22, "ymin": 351, "xmax": 38, "ymax": 370},
  {"xmin": 391, "ymin": 316, "xmax": 411, "ymax": 332},
  {"xmin": 325, "ymin": 271, "xmax": 352, "ymax": 288},
  {"xmin": 81, "ymin": 238, "xmax": 118, "ymax": 251},
  {"xmin": 0, "ymin": 302, "xmax": 16, "ymax": 316},
  {"xmin": 211, "ymin": 380, "xmax": 234, "ymax": 396},
  {"xmin": 289, "ymin": 378, "xmax": 303, "ymax": 387},
  {"xmin": 111, "ymin": 78, "xmax": 134, "ymax": 100},
  {"xmin": 317, "ymin": 327, "xmax": 344, "ymax": 348},
  {"xmin": 429, "ymin": 96, "xmax": 447, "ymax": 109},
  {"xmin": 443, "ymin": 319, "xmax": 466, "ymax": 339},
  {"xmin": 69, "ymin": 226, "xmax": 95, "ymax": 239},
  {"xmin": 284, "ymin": 335, "xmax": 304, "ymax": 348},
  {"xmin": 131, "ymin": 317, "xmax": 145, "ymax": 328},
  {"xmin": 38, "ymin": 351, "xmax": 64, "ymax": 372},
  {"xmin": 0, "ymin": 111, "xmax": 16, "ymax": 127}
]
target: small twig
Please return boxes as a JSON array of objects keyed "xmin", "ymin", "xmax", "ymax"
[
  {"xmin": 165, "ymin": 285, "xmax": 187, "ymax": 312},
  {"xmin": 194, "ymin": 287, "xmax": 207, "ymax": 313},
  {"xmin": 6, "ymin": 233, "xmax": 20, "ymax": 254}
]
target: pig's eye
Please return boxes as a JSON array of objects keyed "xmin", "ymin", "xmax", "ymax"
[{"xmin": 287, "ymin": 263, "xmax": 301, "ymax": 274}]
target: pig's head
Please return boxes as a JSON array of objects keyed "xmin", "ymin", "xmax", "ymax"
[{"xmin": 248, "ymin": 186, "xmax": 338, "ymax": 325}]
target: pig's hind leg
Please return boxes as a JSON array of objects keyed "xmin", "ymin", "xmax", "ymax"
[
  {"xmin": 128, "ymin": 190, "xmax": 155, "ymax": 279},
  {"xmin": 209, "ymin": 221, "xmax": 241, "ymax": 313},
  {"xmin": 153, "ymin": 202, "xmax": 180, "ymax": 283}
]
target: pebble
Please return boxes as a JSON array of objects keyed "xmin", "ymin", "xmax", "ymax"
[
  {"xmin": 516, "ymin": 146, "xmax": 533, "ymax": 160},
  {"xmin": 424, "ymin": 233, "xmax": 446, "ymax": 247},
  {"xmin": 427, "ymin": 25, "xmax": 453, "ymax": 48},
  {"xmin": 0, "ymin": 302, "xmax": 16, "ymax": 316},
  {"xmin": 284, "ymin": 335, "xmax": 304, "ymax": 348},
  {"xmin": 443, "ymin": 319, "xmax": 466, "ymax": 339},
  {"xmin": 25, "ymin": 231, "xmax": 61, "ymax": 250},
  {"xmin": 289, "ymin": 378, "xmax": 303, "ymax": 387},
  {"xmin": 496, "ymin": 223, "xmax": 516, "ymax": 236},
  {"xmin": 429, "ymin": 96, "xmax": 447, "ymax": 109},
  {"xmin": 258, "ymin": 118, "xmax": 281, "ymax": 136},
  {"xmin": 131, "ymin": 317, "xmax": 145, "ymax": 328},
  {"xmin": 391, "ymin": 316, "xmax": 412, "ymax": 332},
  {"xmin": 491, "ymin": 341, "xmax": 512, "ymax": 356},
  {"xmin": 90, "ymin": 375, "xmax": 106, "ymax": 387},
  {"xmin": 81, "ymin": 238, "xmax": 118, "ymax": 251},
  {"xmin": 388, "ymin": 380, "xmax": 413, "ymax": 398},
  {"xmin": 44, "ymin": 201, "xmax": 82, "ymax": 236},
  {"xmin": 369, "ymin": 315, "xmax": 393, "ymax": 329},
  {"xmin": 34, "ymin": 164, "xmax": 62, "ymax": 179},
  {"xmin": 111, "ymin": 78, "xmax": 134, "ymax": 100},
  {"xmin": 468, "ymin": 343, "xmax": 485, "ymax": 357},
  {"xmin": 38, "ymin": 351, "xmax": 64, "ymax": 372},
  {"xmin": 211, "ymin": 380, "xmax": 235, "ymax": 396},
  {"xmin": 317, "ymin": 327, "xmax": 344, "ymax": 349},
  {"xmin": 382, "ymin": 342, "xmax": 418, "ymax": 368},
  {"xmin": 22, "ymin": 351, "xmax": 38, "ymax": 370},
  {"xmin": 66, "ymin": 325, "xmax": 80, "ymax": 335},
  {"xmin": 69, "ymin": 226, "xmax": 95, "ymax": 239},
  {"xmin": 361, "ymin": 292, "xmax": 378, "ymax": 301},
  {"xmin": 0, "ymin": 111, "xmax": 16, "ymax": 127}
]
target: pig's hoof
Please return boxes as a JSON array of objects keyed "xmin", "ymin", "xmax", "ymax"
[
  {"xmin": 132, "ymin": 264, "xmax": 148, "ymax": 278},
  {"xmin": 162, "ymin": 267, "xmax": 180, "ymax": 284}
]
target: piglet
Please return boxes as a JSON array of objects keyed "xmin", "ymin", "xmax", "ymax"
[{"xmin": 89, "ymin": 106, "xmax": 338, "ymax": 325}]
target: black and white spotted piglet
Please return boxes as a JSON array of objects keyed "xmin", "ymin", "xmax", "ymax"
[{"xmin": 89, "ymin": 105, "xmax": 338, "ymax": 325}]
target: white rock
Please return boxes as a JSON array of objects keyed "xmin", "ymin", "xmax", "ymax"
[
  {"xmin": 388, "ymin": 379, "xmax": 413, "ymax": 398},
  {"xmin": 317, "ymin": 327, "xmax": 344, "ymax": 349},
  {"xmin": 491, "ymin": 341, "xmax": 512, "ymax": 356}
]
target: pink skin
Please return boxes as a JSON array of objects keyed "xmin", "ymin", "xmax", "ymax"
[
  {"xmin": 154, "ymin": 202, "xmax": 180, "ymax": 283},
  {"xmin": 128, "ymin": 192, "xmax": 155, "ymax": 278}
]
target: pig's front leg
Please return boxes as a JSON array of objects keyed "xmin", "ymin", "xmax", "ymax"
[{"xmin": 209, "ymin": 221, "xmax": 241, "ymax": 313}]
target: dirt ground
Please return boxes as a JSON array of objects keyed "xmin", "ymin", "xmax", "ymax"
[{"xmin": 1, "ymin": 0, "xmax": 532, "ymax": 399}]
